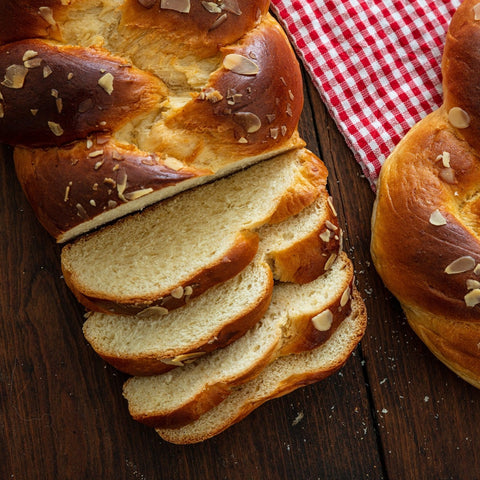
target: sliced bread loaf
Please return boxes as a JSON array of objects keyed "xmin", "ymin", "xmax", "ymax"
[
  {"xmin": 82, "ymin": 191, "xmax": 341, "ymax": 376},
  {"xmin": 155, "ymin": 290, "xmax": 366, "ymax": 444},
  {"xmin": 122, "ymin": 253, "xmax": 354, "ymax": 429},
  {"xmin": 61, "ymin": 148, "xmax": 327, "ymax": 315}
]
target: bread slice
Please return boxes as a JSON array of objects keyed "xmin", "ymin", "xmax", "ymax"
[
  {"xmin": 258, "ymin": 188, "xmax": 340, "ymax": 284},
  {"xmin": 122, "ymin": 253, "xmax": 354, "ymax": 429},
  {"xmin": 82, "ymin": 192, "xmax": 341, "ymax": 376},
  {"xmin": 83, "ymin": 261, "xmax": 274, "ymax": 376},
  {"xmin": 61, "ymin": 148, "xmax": 327, "ymax": 315},
  {"xmin": 155, "ymin": 290, "xmax": 366, "ymax": 444}
]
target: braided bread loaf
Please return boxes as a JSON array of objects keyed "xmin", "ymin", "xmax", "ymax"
[
  {"xmin": 0, "ymin": 0, "xmax": 303, "ymax": 242},
  {"xmin": 371, "ymin": 0, "xmax": 480, "ymax": 388},
  {"xmin": 1, "ymin": 1, "xmax": 368, "ymax": 444}
]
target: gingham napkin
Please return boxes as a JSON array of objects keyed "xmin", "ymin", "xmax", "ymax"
[{"xmin": 271, "ymin": 0, "xmax": 461, "ymax": 189}]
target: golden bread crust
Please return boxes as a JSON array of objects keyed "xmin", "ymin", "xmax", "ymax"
[
  {"xmin": 0, "ymin": 1, "xmax": 304, "ymax": 242},
  {"xmin": 371, "ymin": 0, "xmax": 480, "ymax": 387}
]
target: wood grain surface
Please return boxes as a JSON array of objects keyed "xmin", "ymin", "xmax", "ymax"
[{"xmin": 1, "ymin": 68, "xmax": 480, "ymax": 480}]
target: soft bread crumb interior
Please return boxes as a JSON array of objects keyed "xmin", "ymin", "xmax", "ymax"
[
  {"xmin": 62, "ymin": 150, "xmax": 315, "ymax": 300},
  {"xmin": 122, "ymin": 254, "xmax": 351, "ymax": 415}
]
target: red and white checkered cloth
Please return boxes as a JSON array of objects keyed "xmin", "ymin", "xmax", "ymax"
[{"xmin": 271, "ymin": 0, "xmax": 461, "ymax": 189}]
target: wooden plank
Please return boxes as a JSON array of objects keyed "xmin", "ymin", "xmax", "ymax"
[{"xmin": 306, "ymin": 79, "xmax": 480, "ymax": 480}]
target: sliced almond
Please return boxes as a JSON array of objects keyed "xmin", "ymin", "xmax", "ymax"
[
  {"xmin": 56, "ymin": 97, "xmax": 63, "ymax": 114},
  {"xmin": 163, "ymin": 156, "xmax": 184, "ymax": 171},
  {"xmin": 160, "ymin": 0, "xmax": 190, "ymax": 13},
  {"xmin": 312, "ymin": 309, "xmax": 333, "ymax": 331},
  {"xmin": 64, "ymin": 183, "xmax": 71, "ymax": 203},
  {"xmin": 319, "ymin": 230, "xmax": 331, "ymax": 243},
  {"xmin": 441, "ymin": 151, "xmax": 451, "ymax": 168},
  {"xmin": 444, "ymin": 256, "xmax": 476, "ymax": 274},
  {"xmin": 202, "ymin": 1, "xmax": 222, "ymax": 13},
  {"xmin": 170, "ymin": 286, "xmax": 184, "ymax": 299},
  {"xmin": 24, "ymin": 58, "xmax": 42, "ymax": 69},
  {"xmin": 161, "ymin": 352, "xmax": 205, "ymax": 367},
  {"xmin": 326, "ymin": 220, "xmax": 338, "ymax": 231},
  {"xmin": 223, "ymin": 54, "xmax": 259, "ymax": 75},
  {"xmin": 324, "ymin": 253, "xmax": 337, "ymax": 271},
  {"xmin": 327, "ymin": 197, "xmax": 338, "ymax": 217},
  {"xmin": 89, "ymin": 150, "xmax": 104, "ymax": 158},
  {"xmin": 340, "ymin": 287, "xmax": 351, "ymax": 307},
  {"xmin": 209, "ymin": 13, "xmax": 227, "ymax": 30},
  {"xmin": 98, "ymin": 73, "xmax": 114, "ymax": 95},
  {"xmin": 448, "ymin": 107, "xmax": 470, "ymax": 129},
  {"xmin": 233, "ymin": 112, "xmax": 261, "ymax": 133},
  {"xmin": 38, "ymin": 6, "xmax": 56, "ymax": 26},
  {"xmin": 429, "ymin": 209, "xmax": 447, "ymax": 226},
  {"xmin": 465, "ymin": 289, "xmax": 480, "ymax": 307},
  {"xmin": 22, "ymin": 50, "xmax": 38, "ymax": 61},
  {"xmin": 43, "ymin": 65, "xmax": 53, "ymax": 78},
  {"xmin": 76, "ymin": 203, "xmax": 88, "ymax": 219},
  {"xmin": 439, "ymin": 167, "xmax": 456, "ymax": 184},
  {"xmin": 116, "ymin": 169, "xmax": 128, "ymax": 201},
  {"xmin": 2, "ymin": 65, "xmax": 28, "ymax": 89},
  {"xmin": 474, "ymin": 3, "xmax": 480, "ymax": 20},
  {"xmin": 48, "ymin": 121, "xmax": 64, "ymax": 136},
  {"xmin": 222, "ymin": 0, "xmax": 242, "ymax": 15},
  {"xmin": 124, "ymin": 188, "xmax": 154, "ymax": 201},
  {"xmin": 137, "ymin": 306, "xmax": 169, "ymax": 317},
  {"xmin": 467, "ymin": 279, "xmax": 480, "ymax": 290}
]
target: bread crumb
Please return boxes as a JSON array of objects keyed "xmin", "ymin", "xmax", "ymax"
[{"xmin": 292, "ymin": 411, "xmax": 304, "ymax": 426}]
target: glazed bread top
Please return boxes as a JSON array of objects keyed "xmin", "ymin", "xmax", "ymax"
[
  {"xmin": 371, "ymin": 0, "xmax": 480, "ymax": 387},
  {"xmin": 0, "ymin": 0, "xmax": 304, "ymax": 241}
]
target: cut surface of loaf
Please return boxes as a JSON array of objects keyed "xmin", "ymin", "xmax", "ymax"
[
  {"xmin": 122, "ymin": 253, "xmax": 354, "ymax": 429},
  {"xmin": 61, "ymin": 148, "xmax": 327, "ymax": 314},
  {"xmin": 83, "ymin": 261, "xmax": 274, "ymax": 376},
  {"xmin": 258, "ymin": 189, "xmax": 341, "ymax": 284},
  {"xmin": 155, "ymin": 290, "xmax": 366, "ymax": 444},
  {"xmin": 371, "ymin": 0, "xmax": 480, "ymax": 388},
  {"xmin": 82, "ymin": 191, "xmax": 342, "ymax": 376},
  {"xmin": 0, "ymin": 1, "xmax": 305, "ymax": 241}
]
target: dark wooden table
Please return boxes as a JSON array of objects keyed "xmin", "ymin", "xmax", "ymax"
[{"xmin": 2, "ymin": 67, "xmax": 480, "ymax": 480}]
